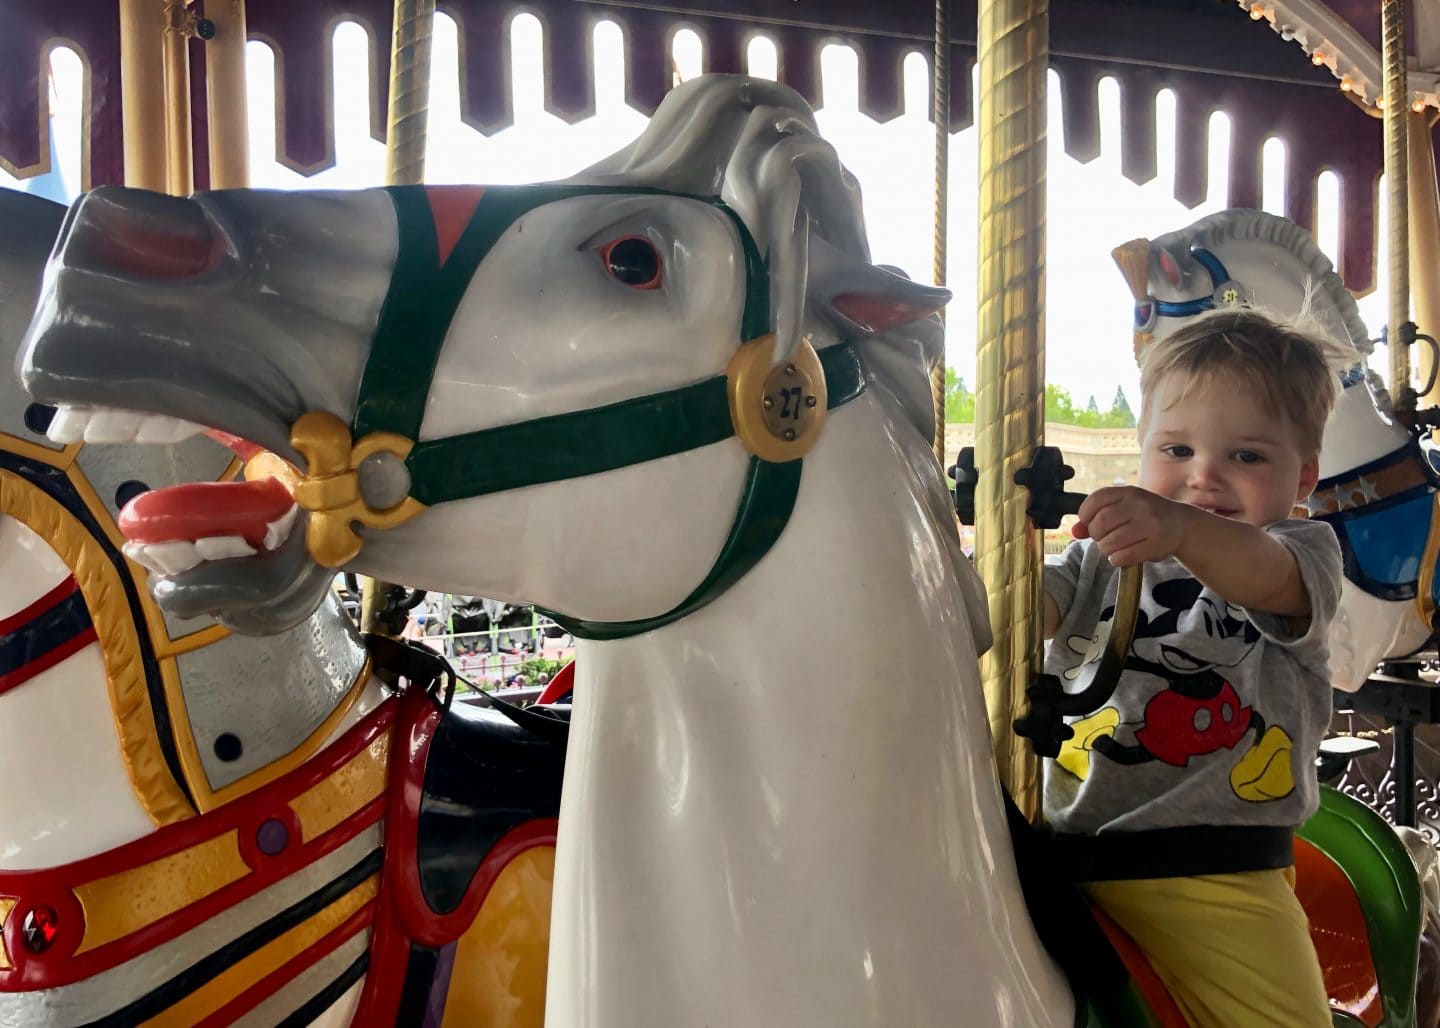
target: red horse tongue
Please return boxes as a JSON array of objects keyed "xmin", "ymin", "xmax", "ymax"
[{"xmin": 119, "ymin": 477, "xmax": 295, "ymax": 548}]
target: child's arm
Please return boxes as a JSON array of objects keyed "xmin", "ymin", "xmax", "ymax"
[
  {"xmin": 1043, "ymin": 591, "xmax": 1063, "ymax": 639},
  {"xmin": 1074, "ymin": 486, "xmax": 1310, "ymax": 616}
]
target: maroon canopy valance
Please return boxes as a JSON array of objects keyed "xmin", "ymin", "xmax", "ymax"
[{"xmin": 0, "ymin": 0, "xmax": 1421, "ymax": 292}]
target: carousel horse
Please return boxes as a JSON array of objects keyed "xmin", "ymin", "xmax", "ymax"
[
  {"xmin": 1113, "ymin": 209, "xmax": 1440, "ymax": 691},
  {"xmin": 17, "ymin": 75, "xmax": 1428, "ymax": 1025},
  {"xmin": 0, "ymin": 194, "xmax": 564, "ymax": 1024}
]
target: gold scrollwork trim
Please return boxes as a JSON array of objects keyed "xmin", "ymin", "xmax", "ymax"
[
  {"xmin": 0, "ymin": 897, "xmax": 14, "ymax": 970},
  {"xmin": 0, "ymin": 468, "xmax": 194, "ymax": 826},
  {"xmin": 290, "ymin": 410, "xmax": 427, "ymax": 568},
  {"xmin": 0, "ymin": 434, "xmax": 77, "ymax": 471}
]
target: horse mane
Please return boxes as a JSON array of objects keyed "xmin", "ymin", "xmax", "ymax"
[
  {"xmin": 1151, "ymin": 209, "xmax": 1372, "ymax": 358},
  {"xmin": 571, "ymin": 75, "xmax": 941, "ymax": 447}
]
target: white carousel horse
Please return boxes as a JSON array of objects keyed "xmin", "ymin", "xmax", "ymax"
[
  {"xmin": 19, "ymin": 75, "xmax": 1075, "ymax": 1026},
  {"xmin": 1114, "ymin": 209, "xmax": 1439, "ymax": 691},
  {"xmin": 20, "ymin": 76, "xmax": 1428, "ymax": 1026},
  {"xmin": 0, "ymin": 191, "xmax": 563, "ymax": 1025}
]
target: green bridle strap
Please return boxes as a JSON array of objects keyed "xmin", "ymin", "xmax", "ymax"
[
  {"xmin": 406, "ymin": 339, "xmax": 863, "ymax": 506},
  {"xmin": 540, "ymin": 344, "xmax": 866, "ymax": 641},
  {"xmin": 353, "ymin": 183, "xmax": 771, "ymax": 442}
]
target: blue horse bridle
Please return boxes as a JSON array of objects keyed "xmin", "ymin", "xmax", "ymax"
[
  {"xmin": 289, "ymin": 183, "xmax": 868, "ymax": 641},
  {"xmin": 1132, "ymin": 246, "xmax": 1245, "ymax": 331}
]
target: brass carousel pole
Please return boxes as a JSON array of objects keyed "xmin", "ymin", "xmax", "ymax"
[
  {"xmin": 931, "ymin": 0, "xmax": 950, "ymax": 462},
  {"xmin": 975, "ymin": 0, "xmax": 1047, "ymax": 820},
  {"xmin": 1383, "ymin": 0, "xmax": 1413, "ymax": 410},
  {"xmin": 119, "ymin": 0, "xmax": 167, "ymax": 190},
  {"xmin": 1407, "ymin": 108, "xmax": 1440, "ymax": 397},
  {"xmin": 361, "ymin": 0, "xmax": 434, "ymax": 636},
  {"xmin": 162, "ymin": 0, "xmax": 195, "ymax": 195},
  {"xmin": 204, "ymin": 0, "xmax": 250, "ymax": 189}
]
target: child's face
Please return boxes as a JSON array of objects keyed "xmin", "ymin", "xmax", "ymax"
[{"xmin": 1139, "ymin": 374, "xmax": 1319, "ymax": 527}]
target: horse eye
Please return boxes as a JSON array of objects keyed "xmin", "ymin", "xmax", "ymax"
[{"xmin": 599, "ymin": 236, "xmax": 662, "ymax": 289}]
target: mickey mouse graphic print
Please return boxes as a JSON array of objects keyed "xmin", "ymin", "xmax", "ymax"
[{"xmin": 1041, "ymin": 518, "xmax": 1342, "ymax": 835}]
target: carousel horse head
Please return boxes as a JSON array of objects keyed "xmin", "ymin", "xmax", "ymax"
[
  {"xmin": 19, "ymin": 75, "xmax": 954, "ymax": 638},
  {"xmin": 1, "ymin": 189, "xmax": 375, "ymax": 839},
  {"xmin": 1115, "ymin": 209, "xmax": 1438, "ymax": 688}
]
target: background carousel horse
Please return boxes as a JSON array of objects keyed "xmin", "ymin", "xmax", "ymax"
[
  {"xmin": 0, "ymin": 191, "xmax": 564, "ymax": 1025},
  {"xmin": 1113, "ymin": 209, "xmax": 1439, "ymax": 692},
  {"xmin": 18, "ymin": 73, "xmax": 1431, "ymax": 1026}
]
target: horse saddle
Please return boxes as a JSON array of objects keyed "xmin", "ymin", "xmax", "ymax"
[{"xmin": 1006, "ymin": 787, "xmax": 1426, "ymax": 1027}]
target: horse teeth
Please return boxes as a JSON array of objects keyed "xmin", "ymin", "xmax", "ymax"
[
  {"xmin": 263, "ymin": 504, "xmax": 299, "ymax": 551},
  {"xmin": 83, "ymin": 409, "xmax": 144, "ymax": 443},
  {"xmin": 135, "ymin": 414, "xmax": 205, "ymax": 444},
  {"xmin": 139, "ymin": 540, "xmax": 203, "ymax": 575},
  {"xmin": 122, "ymin": 541, "xmax": 168, "ymax": 575},
  {"xmin": 194, "ymin": 535, "xmax": 257, "ymax": 561},
  {"xmin": 46, "ymin": 405, "xmax": 92, "ymax": 444}
]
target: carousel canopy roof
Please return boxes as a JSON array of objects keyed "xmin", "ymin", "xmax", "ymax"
[{"xmin": 0, "ymin": 0, "xmax": 1432, "ymax": 292}]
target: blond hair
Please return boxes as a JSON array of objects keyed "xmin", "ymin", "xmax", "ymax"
[{"xmin": 1138, "ymin": 307, "xmax": 1343, "ymax": 456}]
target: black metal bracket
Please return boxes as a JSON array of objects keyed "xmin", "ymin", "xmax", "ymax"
[
  {"xmin": 1013, "ymin": 446, "xmax": 1086, "ymax": 530},
  {"xmin": 949, "ymin": 447, "xmax": 979, "ymax": 526}
]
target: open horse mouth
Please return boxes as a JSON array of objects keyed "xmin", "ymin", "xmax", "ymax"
[{"xmin": 46, "ymin": 409, "xmax": 303, "ymax": 578}]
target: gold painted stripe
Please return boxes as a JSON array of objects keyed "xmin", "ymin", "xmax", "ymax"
[
  {"xmin": 288, "ymin": 728, "xmax": 391, "ymax": 843},
  {"xmin": 74, "ymin": 830, "xmax": 250, "ymax": 955},
  {"xmin": 0, "ymin": 468, "xmax": 194, "ymax": 826},
  {"xmin": 0, "ymin": 434, "xmax": 77, "ymax": 470},
  {"xmin": 0, "ymin": 897, "xmax": 15, "ymax": 970},
  {"xmin": 166, "ymin": 657, "xmax": 375, "ymax": 814},
  {"xmin": 442, "ymin": 847, "xmax": 554, "ymax": 1028},
  {"xmin": 1416, "ymin": 497, "xmax": 1440, "ymax": 633},
  {"xmin": 137, "ymin": 874, "xmax": 377, "ymax": 1028}
]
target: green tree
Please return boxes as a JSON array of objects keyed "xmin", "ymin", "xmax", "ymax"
[
  {"xmin": 1110, "ymin": 386, "xmax": 1136, "ymax": 427},
  {"xmin": 944, "ymin": 367, "xmax": 975, "ymax": 422}
]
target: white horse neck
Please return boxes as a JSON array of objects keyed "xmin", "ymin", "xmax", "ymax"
[
  {"xmin": 548, "ymin": 396, "xmax": 1073, "ymax": 1027},
  {"xmin": 1319, "ymin": 380, "xmax": 1411, "ymax": 480}
]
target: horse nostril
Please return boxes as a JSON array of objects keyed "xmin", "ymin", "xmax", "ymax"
[{"xmin": 65, "ymin": 189, "xmax": 219, "ymax": 280}]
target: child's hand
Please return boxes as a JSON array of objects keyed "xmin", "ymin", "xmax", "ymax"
[{"xmin": 1072, "ymin": 486, "xmax": 1190, "ymax": 567}]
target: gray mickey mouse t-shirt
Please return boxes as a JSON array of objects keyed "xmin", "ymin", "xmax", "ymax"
[{"xmin": 1041, "ymin": 518, "xmax": 1342, "ymax": 834}]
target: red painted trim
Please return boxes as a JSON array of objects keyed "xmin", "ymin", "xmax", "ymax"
[
  {"xmin": 0, "ymin": 697, "xmax": 398, "ymax": 991},
  {"xmin": 0, "ymin": 577, "xmax": 78, "ymax": 636},
  {"xmin": 352, "ymin": 686, "xmax": 436, "ymax": 1025},
  {"xmin": 191, "ymin": 902, "xmax": 375, "ymax": 1028},
  {"xmin": 0, "ymin": 624, "xmax": 97, "ymax": 696},
  {"xmin": 1090, "ymin": 907, "xmax": 1189, "ymax": 1028},
  {"xmin": 425, "ymin": 186, "xmax": 486, "ymax": 267},
  {"xmin": 535, "ymin": 660, "xmax": 574, "ymax": 706}
]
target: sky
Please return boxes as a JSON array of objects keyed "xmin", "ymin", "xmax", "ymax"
[{"xmin": 5, "ymin": 16, "xmax": 1392, "ymax": 414}]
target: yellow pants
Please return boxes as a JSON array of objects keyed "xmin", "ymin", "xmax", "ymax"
[{"xmin": 1082, "ymin": 868, "xmax": 1331, "ymax": 1028}]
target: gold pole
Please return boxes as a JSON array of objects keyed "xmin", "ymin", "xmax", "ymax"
[
  {"xmin": 362, "ymin": 0, "xmax": 435, "ymax": 636},
  {"xmin": 384, "ymin": 0, "xmax": 434, "ymax": 188},
  {"xmin": 1383, "ymin": 0, "xmax": 1412, "ymax": 408},
  {"xmin": 204, "ymin": 0, "xmax": 250, "ymax": 189},
  {"xmin": 1408, "ymin": 110, "xmax": 1440, "ymax": 396},
  {"xmin": 119, "ymin": 0, "xmax": 167, "ymax": 190},
  {"xmin": 931, "ymin": 0, "xmax": 950, "ymax": 462},
  {"xmin": 162, "ymin": 0, "xmax": 194, "ymax": 195},
  {"xmin": 975, "ymin": 0, "xmax": 1047, "ymax": 820}
]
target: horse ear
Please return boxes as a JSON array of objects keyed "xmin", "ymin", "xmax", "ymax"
[{"xmin": 829, "ymin": 266, "xmax": 950, "ymax": 334}]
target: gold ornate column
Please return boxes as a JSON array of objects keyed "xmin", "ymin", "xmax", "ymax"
[
  {"xmin": 931, "ymin": 0, "xmax": 950, "ymax": 462},
  {"xmin": 362, "ymin": 0, "xmax": 435, "ymax": 637},
  {"xmin": 162, "ymin": 0, "xmax": 194, "ymax": 195},
  {"xmin": 204, "ymin": 0, "xmax": 250, "ymax": 189},
  {"xmin": 1408, "ymin": 110, "xmax": 1440, "ymax": 396},
  {"xmin": 119, "ymin": 0, "xmax": 167, "ymax": 190},
  {"xmin": 1383, "ymin": 0, "xmax": 1412, "ymax": 407},
  {"xmin": 975, "ymin": 0, "xmax": 1047, "ymax": 819}
]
